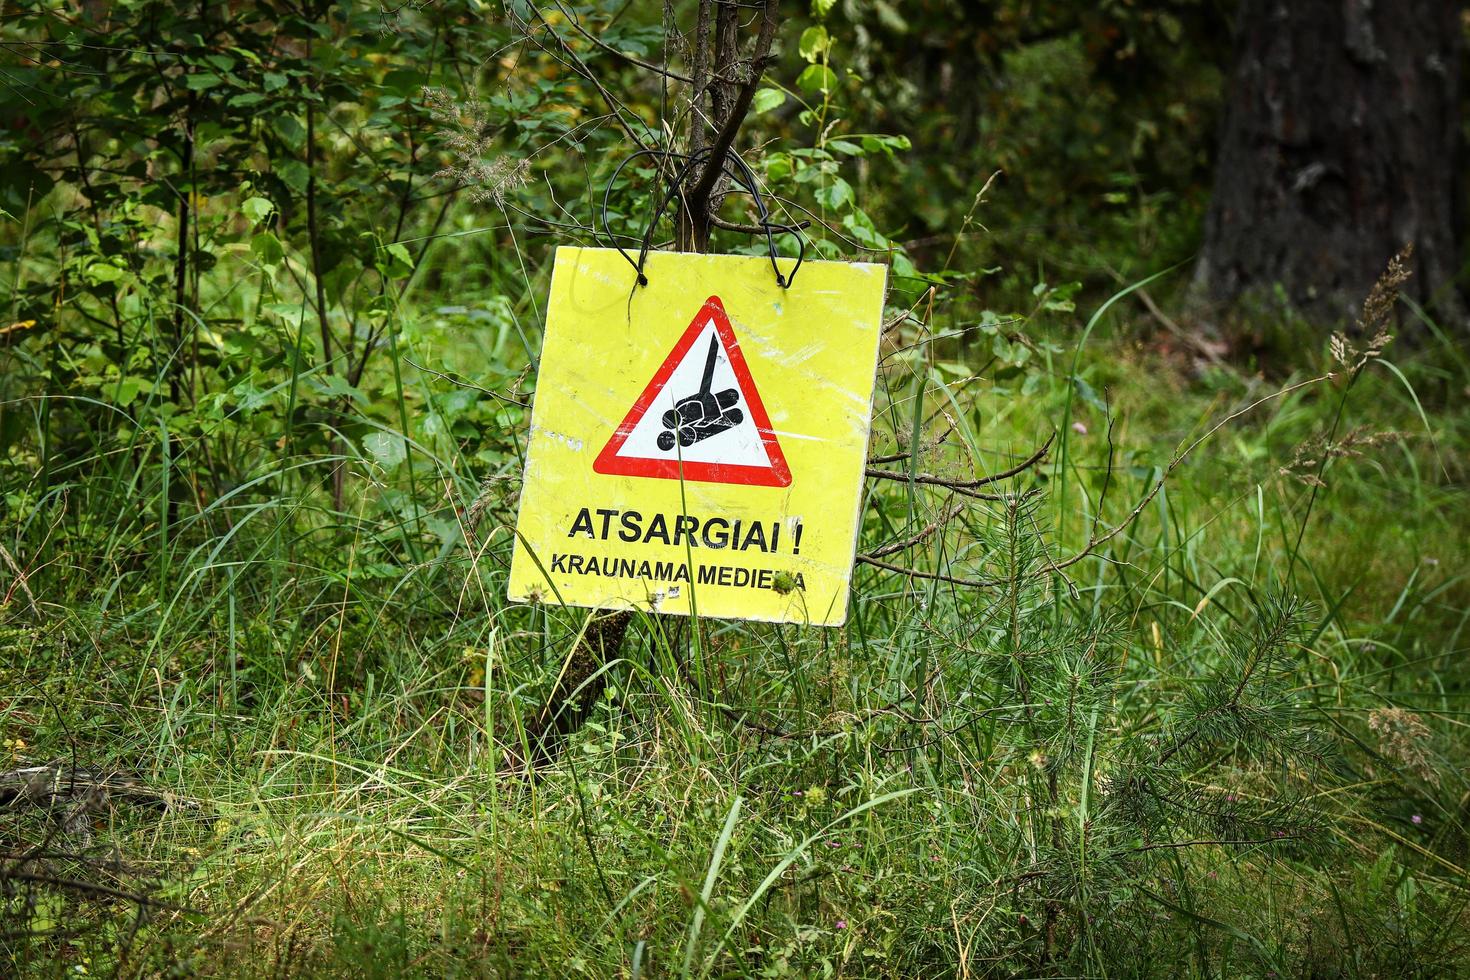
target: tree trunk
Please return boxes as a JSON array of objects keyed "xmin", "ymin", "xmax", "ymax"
[
  {"xmin": 1193, "ymin": 0, "xmax": 1463, "ymax": 325},
  {"xmin": 676, "ymin": 0, "xmax": 779, "ymax": 252}
]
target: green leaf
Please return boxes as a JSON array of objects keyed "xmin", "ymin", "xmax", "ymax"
[
  {"xmin": 891, "ymin": 250, "xmax": 917, "ymax": 281},
  {"xmin": 273, "ymin": 115, "xmax": 306, "ymax": 152},
  {"xmin": 860, "ymin": 134, "xmax": 912, "ymax": 155},
  {"xmin": 1072, "ymin": 376, "xmax": 1107, "ymax": 413},
  {"xmin": 113, "ymin": 376, "xmax": 147, "ymax": 407},
  {"xmin": 241, "ymin": 196, "xmax": 274, "ymax": 224},
  {"xmin": 83, "ymin": 261, "xmax": 124, "ymax": 284},
  {"xmin": 184, "ymin": 72, "xmax": 222, "ymax": 91},
  {"xmin": 751, "ymin": 87, "xmax": 786, "ymax": 114},
  {"xmin": 251, "ymin": 232, "xmax": 284, "ymax": 267},
  {"xmin": 841, "ymin": 210, "xmax": 887, "ymax": 248},
  {"xmin": 815, "ymin": 177, "xmax": 853, "ymax": 211},
  {"xmin": 380, "ymin": 242, "xmax": 414, "ymax": 277},
  {"xmin": 798, "ymin": 25, "xmax": 830, "ymax": 63},
  {"xmin": 263, "ymin": 301, "xmax": 306, "ymax": 325},
  {"xmin": 874, "ymin": 0, "xmax": 908, "ymax": 32},
  {"xmin": 796, "ymin": 64, "xmax": 837, "ymax": 95},
  {"xmin": 276, "ymin": 159, "xmax": 310, "ymax": 195},
  {"xmin": 308, "ymin": 374, "xmax": 367, "ymax": 406},
  {"xmin": 363, "ymin": 431, "xmax": 407, "ymax": 468},
  {"xmin": 230, "ymin": 380, "xmax": 272, "ymax": 416},
  {"xmin": 810, "ymin": 0, "xmax": 837, "ymax": 18},
  {"xmin": 1158, "ymin": 12, "xmax": 1184, "ymax": 43},
  {"xmin": 792, "ymin": 156, "xmax": 836, "ymax": 183},
  {"xmin": 827, "ymin": 139, "xmax": 862, "ymax": 156},
  {"xmin": 763, "ymin": 152, "xmax": 793, "ymax": 182}
]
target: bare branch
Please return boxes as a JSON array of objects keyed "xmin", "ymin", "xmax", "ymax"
[
  {"xmin": 863, "ymin": 502, "xmax": 964, "ymax": 560},
  {"xmin": 1130, "ymin": 836, "xmax": 1303, "ymax": 852},
  {"xmin": 864, "ymin": 433, "xmax": 1053, "ymax": 496},
  {"xmin": 856, "ymin": 552, "xmax": 1003, "ymax": 589},
  {"xmin": 403, "ymin": 357, "xmax": 529, "ymax": 407},
  {"xmin": 868, "ymin": 417, "xmax": 957, "ymax": 465},
  {"xmin": 552, "ymin": 0, "xmax": 694, "ymax": 82},
  {"xmin": 858, "ymin": 372, "xmax": 1333, "ymax": 590},
  {"xmin": 709, "ymin": 215, "xmax": 811, "ymax": 235},
  {"xmin": 1044, "ymin": 373, "xmax": 1333, "ymax": 576}
]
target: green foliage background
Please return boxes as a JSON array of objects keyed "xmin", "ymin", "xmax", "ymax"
[{"xmin": 1, "ymin": 1, "xmax": 1468, "ymax": 976}]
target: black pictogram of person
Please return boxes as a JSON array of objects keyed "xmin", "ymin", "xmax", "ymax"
[{"xmin": 657, "ymin": 334, "xmax": 744, "ymax": 451}]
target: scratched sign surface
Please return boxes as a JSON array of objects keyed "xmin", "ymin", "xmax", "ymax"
[{"xmin": 508, "ymin": 247, "xmax": 886, "ymax": 625}]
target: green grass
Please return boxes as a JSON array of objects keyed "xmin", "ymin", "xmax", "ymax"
[{"xmin": 3, "ymin": 292, "xmax": 1469, "ymax": 977}]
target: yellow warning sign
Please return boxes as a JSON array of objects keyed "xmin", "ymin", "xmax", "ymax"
[{"xmin": 508, "ymin": 247, "xmax": 886, "ymax": 625}]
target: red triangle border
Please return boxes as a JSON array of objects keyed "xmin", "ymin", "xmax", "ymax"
[{"xmin": 592, "ymin": 296, "xmax": 792, "ymax": 487}]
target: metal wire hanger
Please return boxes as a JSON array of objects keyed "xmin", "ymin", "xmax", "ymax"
[{"xmin": 600, "ymin": 146, "xmax": 807, "ymax": 290}]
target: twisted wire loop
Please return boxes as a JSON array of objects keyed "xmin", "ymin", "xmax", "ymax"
[{"xmin": 600, "ymin": 147, "xmax": 806, "ymax": 290}]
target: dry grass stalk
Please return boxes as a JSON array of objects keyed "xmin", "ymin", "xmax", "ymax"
[
  {"xmin": 1367, "ymin": 707, "xmax": 1438, "ymax": 785},
  {"xmin": 1330, "ymin": 243, "xmax": 1410, "ymax": 373},
  {"xmin": 423, "ymin": 87, "xmax": 529, "ymax": 207}
]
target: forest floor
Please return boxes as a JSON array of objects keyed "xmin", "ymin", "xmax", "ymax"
[{"xmin": 3, "ymin": 325, "xmax": 1469, "ymax": 978}]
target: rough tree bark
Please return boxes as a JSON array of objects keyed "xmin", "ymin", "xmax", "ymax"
[
  {"xmin": 1193, "ymin": 0, "xmax": 1463, "ymax": 325},
  {"xmin": 523, "ymin": 609, "xmax": 632, "ymax": 768},
  {"xmin": 676, "ymin": 0, "xmax": 779, "ymax": 252}
]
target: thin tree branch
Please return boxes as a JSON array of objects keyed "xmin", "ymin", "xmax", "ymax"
[
  {"xmin": 709, "ymin": 215, "xmax": 811, "ymax": 235},
  {"xmin": 867, "ymin": 432, "xmax": 1055, "ymax": 487},
  {"xmin": 863, "ymin": 502, "xmax": 964, "ymax": 560},
  {"xmin": 553, "ymin": 0, "xmax": 693, "ymax": 82},
  {"xmin": 856, "ymin": 552, "xmax": 1003, "ymax": 589},
  {"xmin": 1130, "ymin": 836, "xmax": 1302, "ymax": 852},
  {"xmin": 526, "ymin": 5, "xmax": 655, "ymax": 152},
  {"xmin": 403, "ymin": 358, "xmax": 529, "ymax": 407}
]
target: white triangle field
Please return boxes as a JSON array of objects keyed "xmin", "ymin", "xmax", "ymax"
[{"xmin": 609, "ymin": 317, "xmax": 773, "ymax": 468}]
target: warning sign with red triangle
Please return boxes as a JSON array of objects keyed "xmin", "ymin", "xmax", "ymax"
[{"xmin": 593, "ymin": 296, "xmax": 792, "ymax": 487}]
